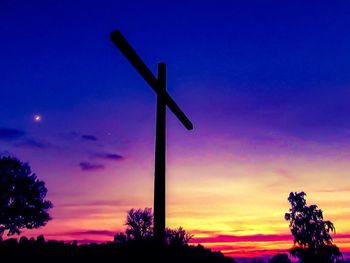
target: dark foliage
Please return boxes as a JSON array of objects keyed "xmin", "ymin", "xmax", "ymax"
[
  {"xmin": 0, "ymin": 236, "xmax": 236, "ymax": 263},
  {"xmin": 166, "ymin": 226, "xmax": 193, "ymax": 246},
  {"xmin": 114, "ymin": 231, "xmax": 127, "ymax": 244},
  {"xmin": 285, "ymin": 192, "xmax": 342, "ymax": 263},
  {"xmin": 290, "ymin": 245, "xmax": 343, "ymax": 263},
  {"xmin": 125, "ymin": 208, "xmax": 153, "ymax": 240},
  {"xmin": 0, "ymin": 156, "xmax": 52, "ymax": 236},
  {"xmin": 268, "ymin": 253, "xmax": 291, "ymax": 263},
  {"xmin": 121, "ymin": 207, "xmax": 193, "ymax": 246}
]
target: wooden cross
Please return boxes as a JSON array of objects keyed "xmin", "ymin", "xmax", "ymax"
[{"xmin": 110, "ymin": 31, "xmax": 193, "ymax": 242}]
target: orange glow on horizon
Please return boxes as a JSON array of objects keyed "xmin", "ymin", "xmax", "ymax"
[{"xmin": 8, "ymin": 135, "xmax": 350, "ymax": 261}]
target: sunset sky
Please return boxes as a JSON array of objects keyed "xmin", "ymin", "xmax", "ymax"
[{"xmin": 1, "ymin": 0, "xmax": 350, "ymax": 261}]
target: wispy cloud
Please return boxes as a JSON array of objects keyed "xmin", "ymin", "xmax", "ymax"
[
  {"xmin": 190, "ymin": 232, "xmax": 350, "ymax": 259},
  {"xmin": 59, "ymin": 132, "xmax": 98, "ymax": 142},
  {"xmin": 191, "ymin": 233, "xmax": 293, "ymax": 243},
  {"xmin": 58, "ymin": 131, "xmax": 79, "ymax": 140},
  {"xmin": 92, "ymin": 153, "xmax": 123, "ymax": 161},
  {"xmin": 60, "ymin": 230, "xmax": 115, "ymax": 237},
  {"xmin": 16, "ymin": 138, "xmax": 52, "ymax": 149},
  {"xmin": 314, "ymin": 188, "xmax": 350, "ymax": 193},
  {"xmin": 56, "ymin": 199, "xmax": 129, "ymax": 207},
  {"xmin": 0, "ymin": 128, "xmax": 25, "ymax": 141},
  {"xmin": 0, "ymin": 128, "xmax": 53, "ymax": 150},
  {"xmin": 81, "ymin": 134, "xmax": 98, "ymax": 141},
  {"xmin": 79, "ymin": 162, "xmax": 105, "ymax": 171},
  {"xmin": 39, "ymin": 230, "xmax": 116, "ymax": 243}
]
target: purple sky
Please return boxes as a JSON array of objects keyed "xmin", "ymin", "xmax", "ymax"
[{"xmin": 1, "ymin": 0, "xmax": 350, "ymax": 259}]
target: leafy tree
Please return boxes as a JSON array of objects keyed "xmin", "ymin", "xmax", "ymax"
[
  {"xmin": 165, "ymin": 226, "xmax": 193, "ymax": 246},
  {"xmin": 122, "ymin": 208, "xmax": 193, "ymax": 245},
  {"xmin": 125, "ymin": 208, "xmax": 153, "ymax": 240},
  {"xmin": 285, "ymin": 192, "xmax": 342, "ymax": 263},
  {"xmin": 0, "ymin": 156, "xmax": 52, "ymax": 236}
]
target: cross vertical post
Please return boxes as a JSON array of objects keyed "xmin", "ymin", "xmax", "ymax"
[{"xmin": 154, "ymin": 63, "xmax": 166, "ymax": 242}]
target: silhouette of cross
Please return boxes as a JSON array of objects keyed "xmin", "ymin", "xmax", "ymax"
[{"xmin": 110, "ymin": 31, "xmax": 193, "ymax": 243}]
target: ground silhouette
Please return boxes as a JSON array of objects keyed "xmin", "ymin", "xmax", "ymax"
[{"xmin": 0, "ymin": 235, "xmax": 236, "ymax": 263}]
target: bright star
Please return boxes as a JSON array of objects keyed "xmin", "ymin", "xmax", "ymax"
[{"xmin": 33, "ymin": 114, "xmax": 42, "ymax": 122}]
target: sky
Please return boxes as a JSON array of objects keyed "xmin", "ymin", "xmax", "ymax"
[{"xmin": 1, "ymin": 0, "xmax": 350, "ymax": 260}]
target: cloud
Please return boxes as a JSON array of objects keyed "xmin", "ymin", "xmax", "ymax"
[
  {"xmin": 191, "ymin": 233, "xmax": 293, "ymax": 244},
  {"xmin": 93, "ymin": 153, "xmax": 123, "ymax": 161},
  {"xmin": 314, "ymin": 188, "xmax": 350, "ymax": 193},
  {"xmin": 81, "ymin": 134, "xmax": 98, "ymax": 141},
  {"xmin": 0, "ymin": 128, "xmax": 25, "ymax": 141},
  {"xmin": 0, "ymin": 128, "xmax": 52, "ymax": 150},
  {"xmin": 58, "ymin": 131, "xmax": 79, "ymax": 140},
  {"xmin": 60, "ymin": 132, "xmax": 98, "ymax": 142},
  {"xmin": 79, "ymin": 162, "xmax": 105, "ymax": 171},
  {"xmin": 57, "ymin": 199, "xmax": 129, "ymax": 207},
  {"xmin": 17, "ymin": 138, "xmax": 52, "ymax": 149},
  {"xmin": 42, "ymin": 230, "xmax": 116, "ymax": 243},
  {"xmin": 60, "ymin": 230, "xmax": 115, "ymax": 237}
]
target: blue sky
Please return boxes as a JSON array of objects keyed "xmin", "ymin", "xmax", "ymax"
[{"xmin": 1, "ymin": 0, "xmax": 350, "ymax": 258}]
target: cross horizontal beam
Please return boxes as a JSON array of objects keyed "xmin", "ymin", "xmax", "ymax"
[{"xmin": 110, "ymin": 30, "xmax": 193, "ymax": 130}]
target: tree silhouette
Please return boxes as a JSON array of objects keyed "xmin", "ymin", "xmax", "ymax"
[
  {"xmin": 285, "ymin": 192, "xmax": 342, "ymax": 263},
  {"xmin": 165, "ymin": 227, "xmax": 193, "ymax": 246},
  {"xmin": 121, "ymin": 208, "xmax": 193, "ymax": 245},
  {"xmin": 0, "ymin": 156, "xmax": 52, "ymax": 236},
  {"xmin": 125, "ymin": 208, "xmax": 153, "ymax": 240}
]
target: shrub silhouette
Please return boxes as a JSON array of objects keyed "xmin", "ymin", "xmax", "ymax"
[
  {"xmin": 285, "ymin": 192, "xmax": 342, "ymax": 263},
  {"xmin": 114, "ymin": 231, "xmax": 128, "ymax": 244},
  {"xmin": 0, "ymin": 156, "xmax": 52, "ymax": 237},
  {"xmin": 166, "ymin": 226, "xmax": 193, "ymax": 246},
  {"xmin": 268, "ymin": 253, "xmax": 291, "ymax": 263}
]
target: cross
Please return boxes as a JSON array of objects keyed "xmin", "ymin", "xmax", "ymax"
[{"xmin": 110, "ymin": 31, "xmax": 193, "ymax": 243}]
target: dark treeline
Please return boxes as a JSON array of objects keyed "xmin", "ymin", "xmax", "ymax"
[{"xmin": 0, "ymin": 235, "xmax": 235, "ymax": 263}]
